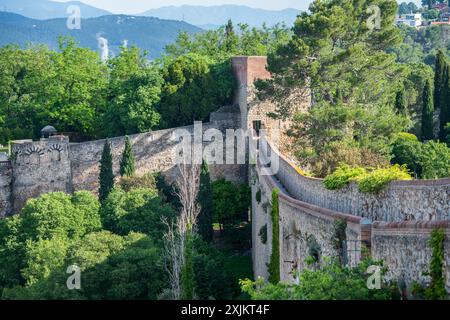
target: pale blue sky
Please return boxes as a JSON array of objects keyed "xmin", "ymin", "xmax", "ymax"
[{"xmin": 54, "ymin": 0, "xmax": 422, "ymax": 14}]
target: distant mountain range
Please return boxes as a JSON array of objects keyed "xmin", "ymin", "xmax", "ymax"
[
  {"xmin": 0, "ymin": 1, "xmax": 301, "ymax": 28},
  {"xmin": 0, "ymin": 0, "xmax": 111, "ymax": 20},
  {"xmin": 0, "ymin": 1, "xmax": 301, "ymax": 57},
  {"xmin": 139, "ymin": 5, "xmax": 301, "ymax": 29},
  {"xmin": 0, "ymin": 12, "xmax": 201, "ymax": 59}
]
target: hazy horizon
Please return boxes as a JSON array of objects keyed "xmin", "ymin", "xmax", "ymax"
[
  {"xmin": 51, "ymin": 0, "xmax": 423, "ymax": 15},
  {"xmin": 52, "ymin": 0, "xmax": 308, "ymax": 13}
]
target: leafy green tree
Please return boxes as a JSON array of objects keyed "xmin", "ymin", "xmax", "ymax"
[
  {"xmin": 100, "ymin": 187, "xmax": 176, "ymax": 244},
  {"xmin": 212, "ymin": 179, "xmax": 251, "ymax": 231},
  {"xmin": 391, "ymin": 133, "xmax": 423, "ymax": 177},
  {"xmin": 241, "ymin": 259, "xmax": 399, "ymax": 300},
  {"xmin": 395, "ymin": 87, "xmax": 408, "ymax": 115},
  {"xmin": 2, "ymin": 231, "xmax": 166, "ymax": 300},
  {"xmin": 120, "ymin": 136, "xmax": 136, "ymax": 177},
  {"xmin": 255, "ymin": 0, "xmax": 411, "ymax": 175},
  {"xmin": 197, "ymin": 161, "xmax": 214, "ymax": 242},
  {"xmin": 439, "ymin": 63, "xmax": 450, "ymax": 141},
  {"xmin": 434, "ymin": 50, "xmax": 446, "ymax": 120},
  {"xmin": 165, "ymin": 23, "xmax": 291, "ymax": 62},
  {"xmin": 398, "ymin": 2, "xmax": 419, "ymax": 14},
  {"xmin": 19, "ymin": 191, "xmax": 101, "ymax": 241},
  {"xmin": 99, "ymin": 139, "xmax": 114, "ymax": 203},
  {"xmin": 0, "ymin": 191, "xmax": 101, "ymax": 293},
  {"xmin": 181, "ymin": 233, "xmax": 195, "ymax": 300},
  {"xmin": 48, "ymin": 37, "xmax": 108, "ymax": 138},
  {"xmin": 391, "ymin": 133, "xmax": 450, "ymax": 179},
  {"xmin": 192, "ymin": 237, "xmax": 238, "ymax": 300},
  {"xmin": 422, "ymin": 79, "xmax": 435, "ymax": 141},
  {"xmin": 159, "ymin": 53, "xmax": 234, "ymax": 128},
  {"xmin": 103, "ymin": 46, "xmax": 162, "ymax": 137},
  {"xmin": 224, "ymin": 19, "xmax": 239, "ymax": 54},
  {"xmin": 70, "ymin": 232, "xmax": 165, "ymax": 300},
  {"xmin": 419, "ymin": 141, "xmax": 450, "ymax": 179}
]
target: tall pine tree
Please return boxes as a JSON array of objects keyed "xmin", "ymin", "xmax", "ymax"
[
  {"xmin": 422, "ymin": 79, "xmax": 434, "ymax": 141},
  {"xmin": 197, "ymin": 160, "xmax": 214, "ymax": 242},
  {"xmin": 99, "ymin": 139, "xmax": 114, "ymax": 203},
  {"xmin": 439, "ymin": 63, "xmax": 450, "ymax": 142},
  {"xmin": 394, "ymin": 87, "xmax": 407, "ymax": 115},
  {"xmin": 120, "ymin": 136, "xmax": 136, "ymax": 177},
  {"xmin": 434, "ymin": 50, "xmax": 446, "ymax": 116}
]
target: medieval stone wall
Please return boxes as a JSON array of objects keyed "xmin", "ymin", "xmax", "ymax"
[
  {"xmin": 0, "ymin": 161, "xmax": 12, "ymax": 217},
  {"xmin": 10, "ymin": 136, "xmax": 72, "ymax": 213},
  {"xmin": 251, "ymin": 160, "xmax": 371, "ymax": 283},
  {"xmin": 372, "ymin": 221, "xmax": 450, "ymax": 293},
  {"xmin": 0, "ymin": 116, "xmax": 245, "ymax": 215},
  {"xmin": 261, "ymin": 139, "xmax": 450, "ymax": 222},
  {"xmin": 254, "ymin": 137, "xmax": 449, "ymax": 292},
  {"xmin": 70, "ymin": 121, "xmax": 245, "ymax": 194}
]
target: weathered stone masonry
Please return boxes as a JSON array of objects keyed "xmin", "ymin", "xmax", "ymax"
[
  {"xmin": 0, "ymin": 56, "xmax": 449, "ymax": 294},
  {"xmin": 254, "ymin": 139, "xmax": 450, "ymax": 292}
]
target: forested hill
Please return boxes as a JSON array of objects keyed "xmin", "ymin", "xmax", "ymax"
[
  {"xmin": 140, "ymin": 5, "xmax": 301, "ymax": 29},
  {"xmin": 0, "ymin": 12, "xmax": 202, "ymax": 58},
  {"xmin": 0, "ymin": 0, "xmax": 111, "ymax": 19}
]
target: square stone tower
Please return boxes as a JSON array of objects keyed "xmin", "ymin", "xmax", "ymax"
[{"xmin": 231, "ymin": 56, "xmax": 310, "ymax": 149}]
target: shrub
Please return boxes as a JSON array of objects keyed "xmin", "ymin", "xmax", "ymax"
[
  {"xmin": 391, "ymin": 132, "xmax": 422, "ymax": 177},
  {"xmin": 324, "ymin": 164, "xmax": 413, "ymax": 194},
  {"xmin": 419, "ymin": 141, "xmax": 450, "ymax": 179},
  {"xmin": 323, "ymin": 166, "xmax": 367, "ymax": 190},
  {"xmin": 391, "ymin": 133, "xmax": 450, "ymax": 179},
  {"xmin": 118, "ymin": 173, "xmax": 156, "ymax": 192},
  {"xmin": 100, "ymin": 188, "xmax": 176, "ymax": 243},
  {"xmin": 241, "ymin": 259, "xmax": 399, "ymax": 300},
  {"xmin": 212, "ymin": 179, "xmax": 251, "ymax": 231},
  {"xmin": 358, "ymin": 165, "xmax": 412, "ymax": 194}
]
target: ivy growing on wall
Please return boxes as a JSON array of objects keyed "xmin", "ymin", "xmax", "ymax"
[
  {"xmin": 425, "ymin": 229, "xmax": 447, "ymax": 300},
  {"xmin": 259, "ymin": 224, "xmax": 267, "ymax": 244},
  {"xmin": 306, "ymin": 235, "xmax": 321, "ymax": 266},
  {"xmin": 268, "ymin": 188, "xmax": 280, "ymax": 284},
  {"xmin": 332, "ymin": 219, "xmax": 347, "ymax": 265},
  {"xmin": 256, "ymin": 189, "xmax": 261, "ymax": 203},
  {"xmin": 412, "ymin": 229, "xmax": 448, "ymax": 300}
]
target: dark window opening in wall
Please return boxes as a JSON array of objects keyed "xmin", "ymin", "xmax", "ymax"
[{"xmin": 253, "ymin": 120, "xmax": 262, "ymax": 137}]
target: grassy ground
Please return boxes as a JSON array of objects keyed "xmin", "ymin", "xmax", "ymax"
[{"xmin": 213, "ymin": 222, "xmax": 253, "ymax": 300}]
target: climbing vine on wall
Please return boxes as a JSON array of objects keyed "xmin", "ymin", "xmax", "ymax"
[
  {"xmin": 425, "ymin": 229, "xmax": 447, "ymax": 300},
  {"xmin": 332, "ymin": 219, "xmax": 347, "ymax": 266},
  {"xmin": 259, "ymin": 224, "xmax": 267, "ymax": 244},
  {"xmin": 412, "ymin": 228, "xmax": 448, "ymax": 300},
  {"xmin": 268, "ymin": 188, "xmax": 280, "ymax": 284},
  {"xmin": 256, "ymin": 189, "xmax": 261, "ymax": 203}
]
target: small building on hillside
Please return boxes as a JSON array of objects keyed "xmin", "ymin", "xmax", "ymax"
[{"xmin": 396, "ymin": 13, "xmax": 423, "ymax": 27}]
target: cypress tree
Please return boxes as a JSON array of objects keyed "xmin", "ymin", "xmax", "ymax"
[
  {"xmin": 422, "ymin": 79, "xmax": 435, "ymax": 141},
  {"xmin": 119, "ymin": 136, "xmax": 136, "ymax": 177},
  {"xmin": 181, "ymin": 233, "xmax": 195, "ymax": 300},
  {"xmin": 268, "ymin": 188, "xmax": 280, "ymax": 285},
  {"xmin": 439, "ymin": 64, "xmax": 450, "ymax": 142},
  {"xmin": 434, "ymin": 50, "xmax": 446, "ymax": 115},
  {"xmin": 197, "ymin": 160, "xmax": 214, "ymax": 242},
  {"xmin": 394, "ymin": 87, "xmax": 407, "ymax": 115},
  {"xmin": 99, "ymin": 139, "xmax": 114, "ymax": 203}
]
